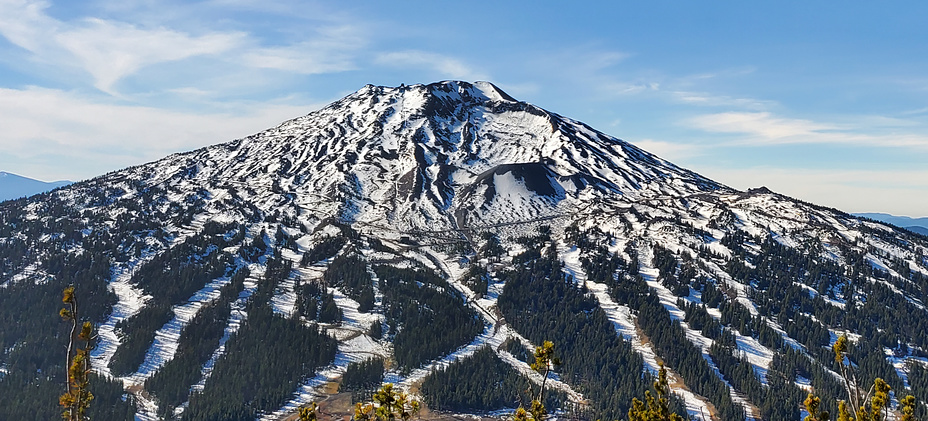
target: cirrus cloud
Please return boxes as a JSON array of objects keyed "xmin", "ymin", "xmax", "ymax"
[{"xmin": 685, "ymin": 111, "xmax": 928, "ymax": 149}]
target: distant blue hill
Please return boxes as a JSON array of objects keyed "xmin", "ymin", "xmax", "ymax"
[
  {"xmin": 0, "ymin": 171, "xmax": 72, "ymax": 202},
  {"xmin": 854, "ymin": 212, "xmax": 928, "ymax": 236}
]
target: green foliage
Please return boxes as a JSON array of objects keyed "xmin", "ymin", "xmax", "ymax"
[
  {"xmin": 298, "ymin": 402, "xmax": 318, "ymax": 421},
  {"xmin": 610, "ymin": 273, "xmax": 745, "ymax": 421},
  {"xmin": 342, "ymin": 358, "xmax": 385, "ymax": 401},
  {"xmin": 0, "ymin": 248, "xmax": 133, "ymax": 419},
  {"xmin": 462, "ymin": 265, "xmax": 490, "ymax": 296},
  {"xmin": 110, "ymin": 227, "xmax": 236, "ymax": 376},
  {"xmin": 301, "ymin": 236, "xmax": 347, "ymax": 266},
  {"xmin": 479, "ymin": 232, "xmax": 505, "ymax": 260},
  {"xmin": 628, "ymin": 364, "xmax": 684, "ymax": 421},
  {"xmin": 502, "ymin": 337, "xmax": 534, "ymax": 364},
  {"xmin": 498, "ymin": 248, "xmax": 661, "ymax": 421},
  {"xmin": 109, "ymin": 305, "xmax": 175, "ymax": 376},
  {"xmin": 183, "ymin": 304, "xmax": 337, "ymax": 421},
  {"xmin": 824, "ymin": 334, "xmax": 918, "ymax": 421},
  {"xmin": 803, "ymin": 393, "xmax": 829, "ymax": 421},
  {"xmin": 354, "ymin": 383, "xmax": 420, "ymax": 421},
  {"xmin": 369, "ymin": 319, "xmax": 383, "ymax": 340},
  {"xmin": 145, "ymin": 270, "xmax": 246, "ymax": 417},
  {"xmin": 324, "ymin": 253, "xmax": 374, "ymax": 313},
  {"xmin": 59, "ymin": 286, "xmax": 95, "ymax": 421},
  {"xmin": 376, "ymin": 265, "xmax": 483, "ymax": 370},
  {"xmin": 420, "ymin": 346, "xmax": 565, "ymax": 413},
  {"xmin": 297, "ymin": 279, "xmax": 342, "ymax": 323}
]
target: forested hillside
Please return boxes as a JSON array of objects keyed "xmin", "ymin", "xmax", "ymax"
[{"xmin": 2, "ymin": 81, "xmax": 928, "ymax": 420}]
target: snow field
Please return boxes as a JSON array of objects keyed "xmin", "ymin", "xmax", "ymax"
[
  {"xmin": 91, "ymin": 262, "xmax": 153, "ymax": 379},
  {"xmin": 637, "ymin": 243, "xmax": 763, "ymax": 420},
  {"xmin": 261, "ymin": 285, "xmax": 388, "ymax": 421},
  {"xmin": 559, "ymin": 243, "xmax": 713, "ymax": 421},
  {"xmin": 172, "ymin": 273, "xmax": 260, "ymax": 418},
  {"xmin": 124, "ymin": 275, "xmax": 232, "ymax": 385}
]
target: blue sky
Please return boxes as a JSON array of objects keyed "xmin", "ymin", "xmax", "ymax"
[{"xmin": 1, "ymin": 1, "xmax": 927, "ymax": 216}]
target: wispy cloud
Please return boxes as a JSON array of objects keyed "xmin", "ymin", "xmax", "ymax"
[
  {"xmin": 0, "ymin": 0, "xmax": 365, "ymax": 94},
  {"xmin": 0, "ymin": 0, "xmax": 246, "ymax": 94},
  {"xmin": 375, "ymin": 50, "xmax": 488, "ymax": 81},
  {"xmin": 0, "ymin": 86, "xmax": 320, "ymax": 180},
  {"xmin": 59, "ymin": 19, "xmax": 245, "ymax": 94},
  {"xmin": 241, "ymin": 25, "xmax": 364, "ymax": 74},
  {"xmin": 686, "ymin": 112, "xmax": 833, "ymax": 139},
  {"xmin": 685, "ymin": 111, "xmax": 928, "ymax": 148},
  {"xmin": 632, "ymin": 139, "xmax": 706, "ymax": 162},
  {"xmin": 671, "ymin": 91, "xmax": 774, "ymax": 110},
  {"xmin": 698, "ymin": 166, "xmax": 928, "ymax": 216}
]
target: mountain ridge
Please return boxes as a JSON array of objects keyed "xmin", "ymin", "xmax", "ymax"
[
  {"xmin": 854, "ymin": 212, "xmax": 928, "ymax": 236},
  {"xmin": 0, "ymin": 170, "xmax": 71, "ymax": 202},
  {"xmin": 1, "ymin": 81, "xmax": 928, "ymax": 421}
]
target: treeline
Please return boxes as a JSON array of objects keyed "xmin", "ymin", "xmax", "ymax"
[
  {"xmin": 145, "ymin": 269, "xmax": 248, "ymax": 418},
  {"xmin": 0, "ymin": 247, "xmax": 135, "ymax": 420},
  {"xmin": 301, "ymin": 235, "xmax": 346, "ymax": 266},
  {"xmin": 420, "ymin": 346, "xmax": 565, "ymax": 413},
  {"xmin": 341, "ymin": 358, "xmax": 384, "ymax": 402},
  {"xmin": 376, "ymin": 265, "xmax": 483, "ymax": 371},
  {"xmin": 497, "ymin": 242, "xmax": 676, "ymax": 421},
  {"xmin": 324, "ymin": 253, "xmax": 375, "ymax": 312},
  {"xmin": 296, "ymin": 279, "xmax": 342, "ymax": 323},
  {"xmin": 183, "ymin": 251, "xmax": 337, "ymax": 421},
  {"xmin": 572, "ymin": 240, "xmax": 744, "ymax": 421},
  {"xmin": 109, "ymin": 224, "xmax": 236, "ymax": 376},
  {"xmin": 726, "ymin": 234, "xmax": 913, "ymax": 392}
]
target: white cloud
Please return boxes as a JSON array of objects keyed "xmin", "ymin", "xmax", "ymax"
[
  {"xmin": 698, "ymin": 166, "xmax": 928, "ymax": 217},
  {"xmin": 0, "ymin": 0, "xmax": 56, "ymax": 52},
  {"xmin": 603, "ymin": 81, "xmax": 660, "ymax": 96},
  {"xmin": 241, "ymin": 25, "xmax": 363, "ymax": 74},
  {"xmin": 632, "ymin": 139, "xmax": 705, "ymax": 162},
  {"xmin": 59, "ymin": 20, "xmax": 244, "ymax": 94},
  {"xmin": 671, "ymin": 91, "xmax": 774, "ymax": 110},
  {"xmin": 0, "ymin": 0, "xmax": 364, "ymax": 94},
  {"xmin": 375, "ymin": 50, "xmax": 488, "ymax": 81},
  {"xmin": 685, "ymin": 111, "xmax": 928, "ymax": 148},
  {"xmin": 0, "ymin": 86, "xmax": 320, "ymax": 180},
  {"xmin": 0, "ymin": 0, "xmax": 245, "ymax": 94},
  {"xmin": 686, "ymin": 112, "xmax": 832, "ymax": 139}
]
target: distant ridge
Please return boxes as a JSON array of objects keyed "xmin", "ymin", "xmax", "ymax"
[
  {"xmin": 854, "ymin": 212, "xmax": 928, "ymax": 235},
  {"xmin": 0, "ymin": 171, "xmax": 72, "ymax": 202}
]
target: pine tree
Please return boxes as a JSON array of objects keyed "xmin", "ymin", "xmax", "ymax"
[
  {"xmin": 803, "ymin": 393, "xmax": 830, "ymax": 421},
  {"xmin": 513, "ymin": 340, "xmax": 561, "ymax": 421},
  {"xmin": 298, "ymin": 403, "xmax": 318, "ymax": 421},
  {"xmin": 59, "ymin": 286, "xmax": 95, "ymax": 421},
  {"xmin": 627, "ymin": 363, "xmax": 684, "ymax": 421},
  {"xmin": 354, "ymin": 383, "xmax": 420, "ymax": 421},
  {"xmin": 811, "ymin": 334, "xmax": 920, "ymax": 421}
]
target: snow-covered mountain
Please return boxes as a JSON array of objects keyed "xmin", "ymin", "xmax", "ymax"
[
  {"xmin": 0, "ymin": 171, "xmax": 71, "ymax": 202},
  {"xmin": 2, "ymin": 81, "xmax": 928, "ymax": 421}
]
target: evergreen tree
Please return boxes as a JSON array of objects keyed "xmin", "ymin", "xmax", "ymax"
[
  {"xmin": 627, "ymin": 363, "xmax": 684, "ymax": 421},
  {"xmin": 354, "ymin": 384, "xmax": 420, "ymax": 421},
  {"xmin": 59, "ymin": 286, "xmax": 94, "ymax": 421}
]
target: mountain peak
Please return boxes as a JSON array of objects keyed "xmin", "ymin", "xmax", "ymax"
[
  {"xmin": 159, "ymin": 81, "xmax": 725, "ymax": 231},
  {"xmin": 4, "ymin": 82, "xmax": 928, "ymax": 421}
]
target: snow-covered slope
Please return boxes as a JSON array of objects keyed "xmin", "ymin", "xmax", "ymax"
[{"xmin": 2, "ymin": 81, "xmax": 928, "ymax": 421}]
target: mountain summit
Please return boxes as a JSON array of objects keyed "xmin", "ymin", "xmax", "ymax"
[
  {"xmin": 2, "ymin": 82, "xmax": 928, "ymax": 421},
  {"xmin": 142, "ymin": 80, "xmax": 720, "ymax": 233}
]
